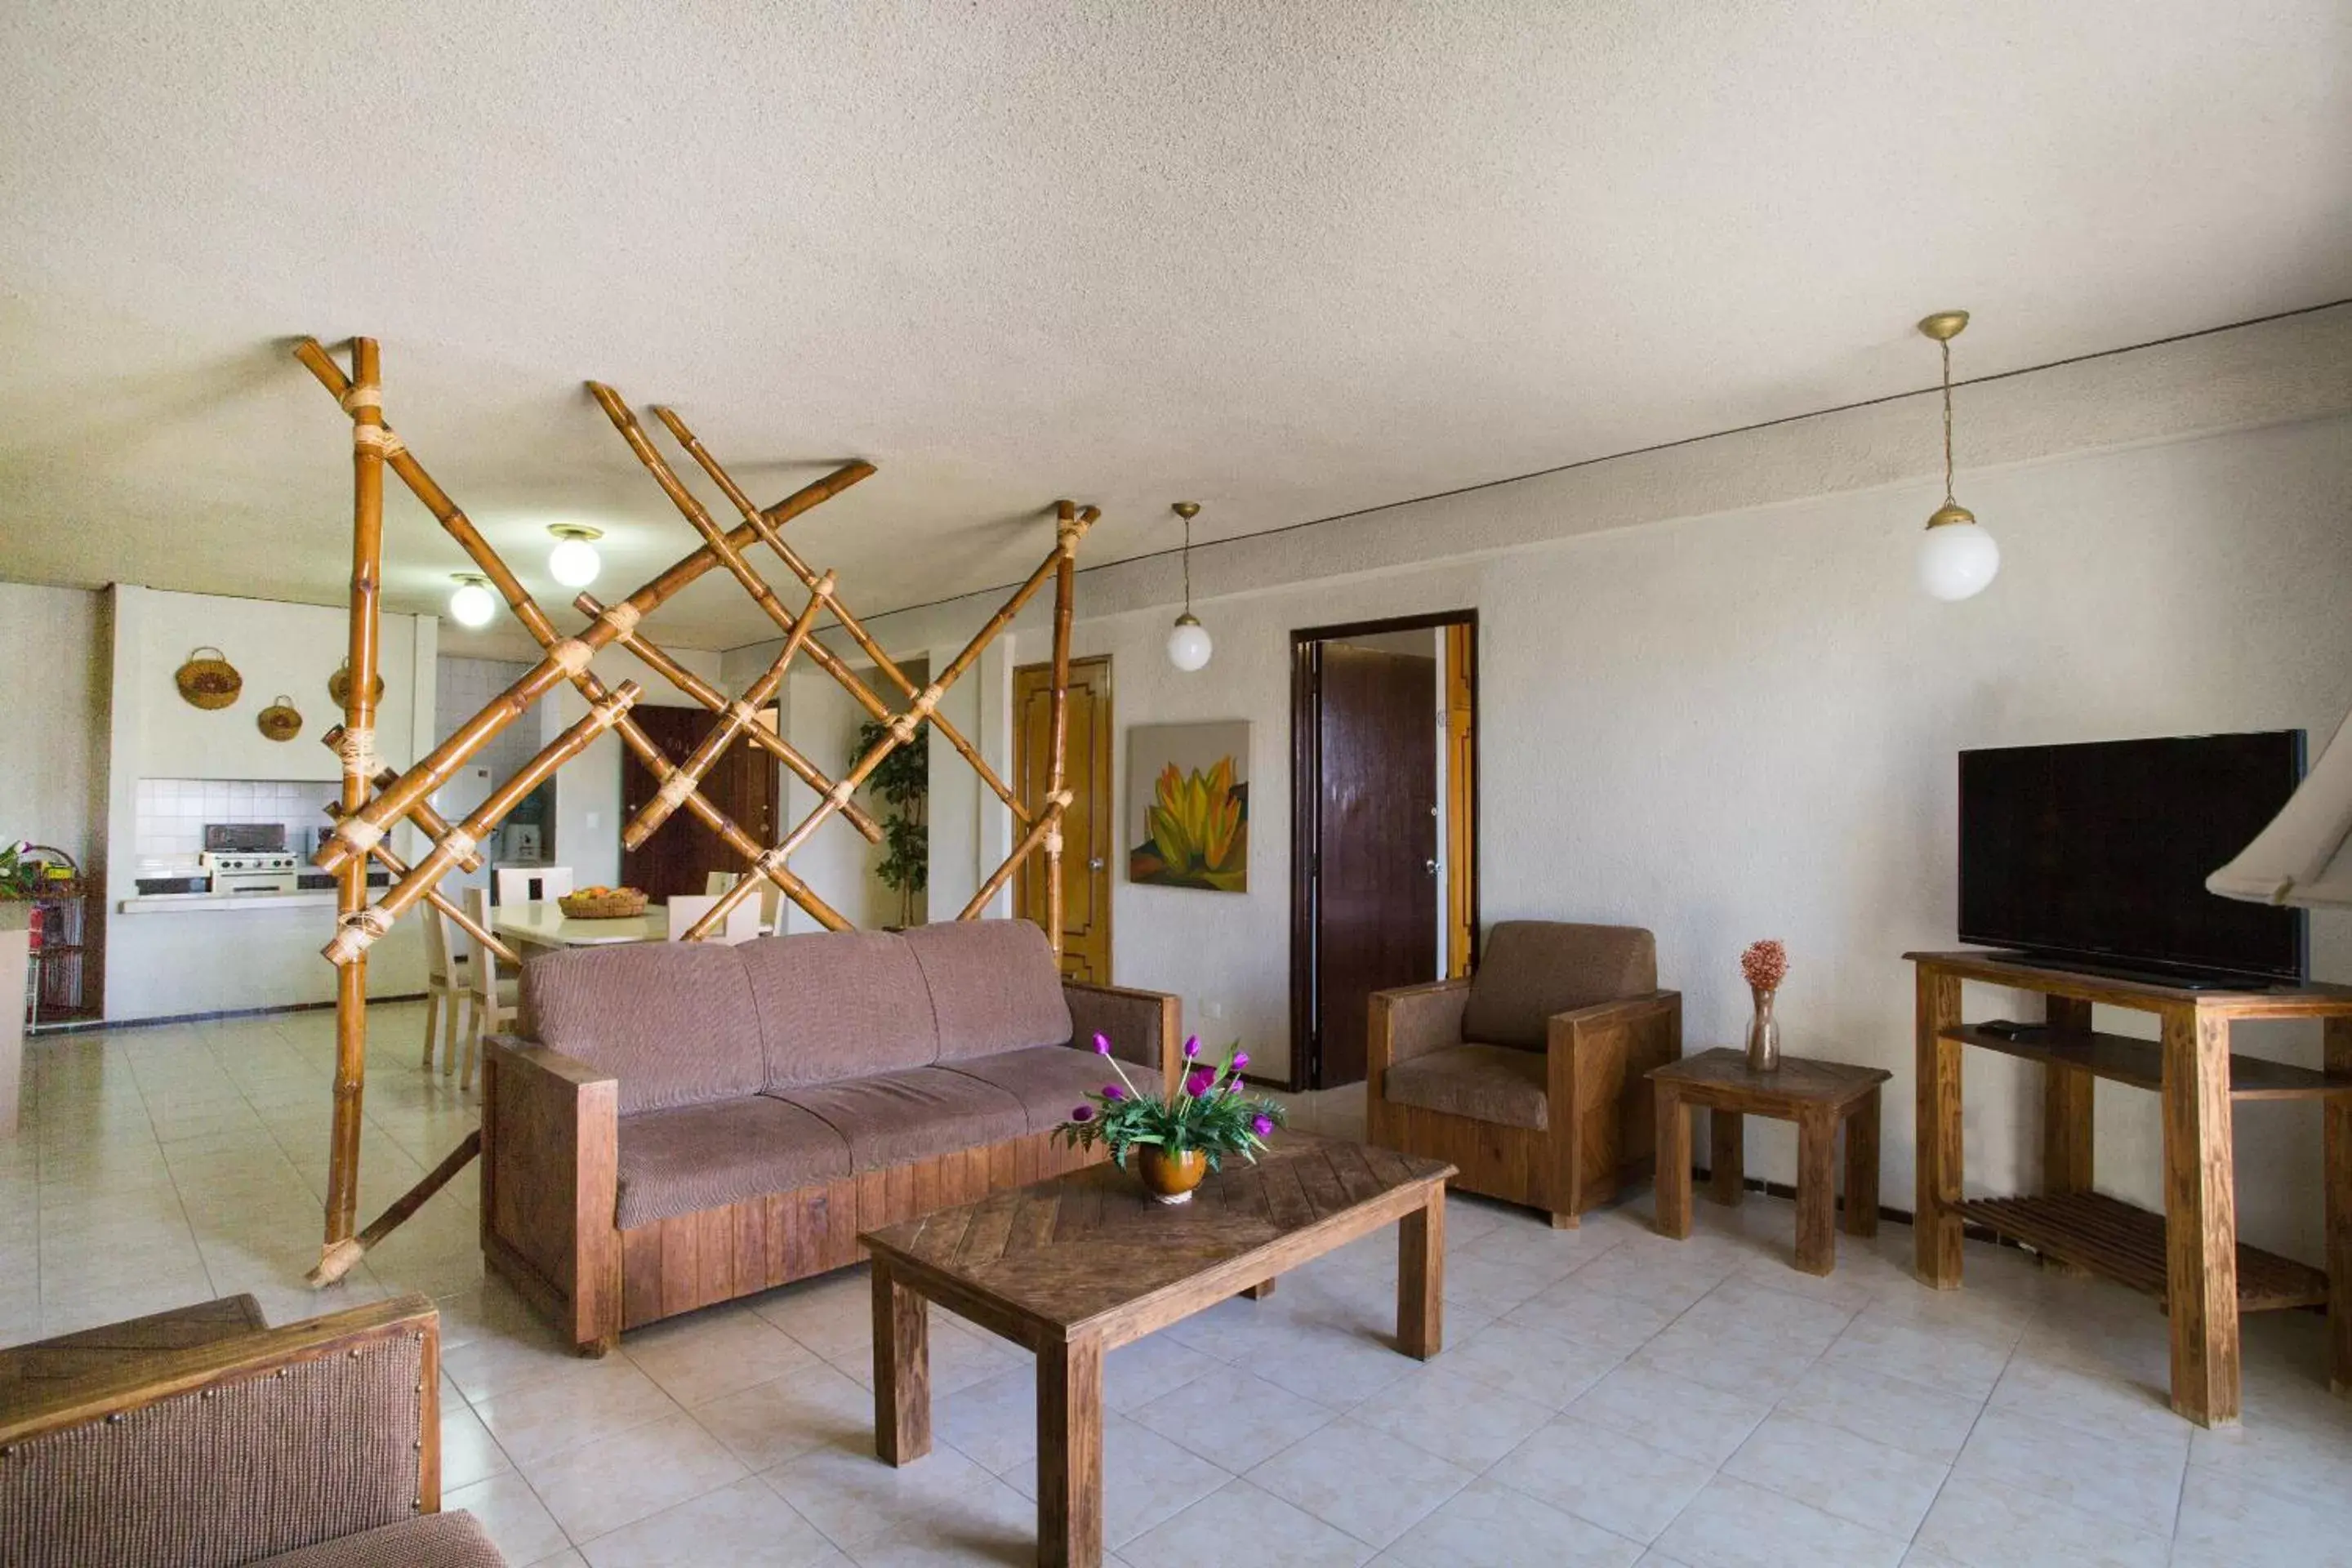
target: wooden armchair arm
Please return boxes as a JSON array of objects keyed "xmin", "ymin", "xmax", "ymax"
[
  {"xmin": 0, "ymin": 1294, "xmax": 442, "ymax": 1568},
  {"xmin": 1065, "ymin": 980, "xmax": 1183, "ymax": 1093},
  {"xmin": 481, "ymin": 1035, "xmax": 621, "ymax": 1353},
  {"xmin": 1370, "ymin": 978, "xmax": 1472, "ymax": 1074},
  {"xmin": 1544, "ymin": 990, "xmax": 1683, "ymax": 1213}
]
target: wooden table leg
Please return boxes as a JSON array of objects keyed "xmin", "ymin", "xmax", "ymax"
[
  {"xmin": 872, "ymin": 1261, "xmax": 931, "ymax": 1464},
  {"xmin": 2162, "ymin": 1005, "xmax": 2241, "ymax": 1427},
  {"xmin": 1916, "ymin": 967, "xmax": 1964, "ymax": 1288},
  {"xmin": 1794, "ymin": 1107, "xmax": 1838, "ymax": 1276},
  {"xmin": 1843, "ymin": 1091, "xmax": 1879, "ymax": 1239},
  {"xmin": 1709, "ymin": 1111, "xmax": 1744, "ymax": 1207},
  {"xmin": 1398, "ymin": 1185, "xmax": 1445, "ymax": 1359},
  {"xmin": 1654, "ymin": 1084, "xmax": 1690, "ymax": 1240},
  {"xmin": 1037, "ymin": 1334, "xmax": 1105, "ymax": 1568},
  {"xmin": 1241, "ymin": 1279, "xmax": 1278, "ymax": 1299},
  {"xmin": 2328, "ymin": 1017, "xmax": 2351, "ymax": 1399}
]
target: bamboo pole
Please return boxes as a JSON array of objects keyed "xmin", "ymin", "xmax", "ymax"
[
  {"xmin": 622, "ymin": 572, "xmax": 835, "ymax": 849},
  {"xmin": 684, "ymin": 513, "xmax": 1094, "ymax": 942},
  {"xmin": 324, "ymin": 686, "xmax": 642, "ymax": 967},
  {"xmin": 327, "ymin": 801, "xmax": 520, "ymax": 966},
  {"xmin": 1044, "ymin": 502, "xmax": 1078, "ymax": 956},
  {"xmin": 651, "ymin": 404, "xmax": 1031, "ymax": 826},
  {"xmin": 319, "ymin": 731, "xmax": 485, "ymax": 873},
  {"xmin": 572, "ymin": 595, "xmax": 882, "ymax": 843},
  {"xmin": 323, "ymin": 336, "xmax": 385, "ymax": 1261},
  {"xmin": 962, "ymin": 792, "xmax": 1070, "ymax": 920},
  {"xmin": 290, "ymin": 342, "xmax": 874, "ymax": 874},
  {"xmin": 307, "ymin": 1130, "xmax": 482, "ymax": 1286}
]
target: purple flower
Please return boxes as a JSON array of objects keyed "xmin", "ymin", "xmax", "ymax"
[
  {"xmin": 1252, "ymin": 1114, "xmax": 1275, "ymax": 1136},
  {"xmin": 1070, "ymin": 1103, "xmax": 1095, "ymax": 1123},
  {"xmin": 1093, "ymin": 1033, "xmax": 1112, "ymax": 1056},
  {"xmin": 1185, "ymin": 1067, "xmax": 1216, "ymax": 1098},
  {"xmin": 1102, "ymin": 1084, "xmax": 1126, "ymax": 1101},
  {"xmin": 1231, "ymin": 1050, "xmax": 1250, "ymax": 1071},
  {"xmin": 1183, "ymin": 1036, "xmax": 1201, "ymax": 1058}
]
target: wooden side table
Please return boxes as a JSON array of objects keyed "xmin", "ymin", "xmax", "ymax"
[{"xmin": 1650, "ymin": 1049, "xmax": 1891, "ymax": 1275}]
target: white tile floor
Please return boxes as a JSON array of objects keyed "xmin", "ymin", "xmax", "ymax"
[{"xmin": 9, "ymin": 1000, "xmax": 2352, "ymax": 1566}]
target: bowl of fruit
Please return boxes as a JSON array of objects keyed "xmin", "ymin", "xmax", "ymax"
[{"xmin": 558, "ymin": 884, "xmax": 648, "ymax": 919}]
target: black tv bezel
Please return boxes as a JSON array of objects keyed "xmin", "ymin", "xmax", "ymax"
[{"xmin": 1955, "ymin": 730, "xmax": 2310, "ymax": 991}]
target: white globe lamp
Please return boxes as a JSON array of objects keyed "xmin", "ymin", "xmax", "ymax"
[
  {"xmin": 1165, "ymin": 501, "xmax": 1213, "ymax": 672},
  {"xmin": 1167, "ymin": 614, "xmax": 1213, "ymax": 671},
  {"xmin": 548, "ymin": 524, "xmax": 603, "ymax": 589},
  {"xmin": 1913, "ymin": 311, "xmax": 1998, "ymax": 602},
  {"xmin": 448, "ymin": 574, "xmax": 497, "ymax": 628}
]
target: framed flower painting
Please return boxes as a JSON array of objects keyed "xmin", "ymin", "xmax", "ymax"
[{"xmin": 1126, "ymin": 720, "xmax": 1249, "ymax": 893}]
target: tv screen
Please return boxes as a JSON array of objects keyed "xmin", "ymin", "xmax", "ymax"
[{"xmin": 1958, "ymin": 731, "xmax": 2307, "ymax": 987}]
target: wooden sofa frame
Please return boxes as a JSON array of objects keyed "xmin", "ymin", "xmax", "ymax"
[
  {"xmin": 1365, "ymin": 978, "xmax": 1682, "ymax": 1227},
  {"xmin": 482, "ymin": 980, "xmax": 1181, "ymax": 1353}
]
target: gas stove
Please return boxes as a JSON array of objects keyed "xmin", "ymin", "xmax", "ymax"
[{"xmin": 198, "ymin": 850, "xmax": 302, "ymax": 894}]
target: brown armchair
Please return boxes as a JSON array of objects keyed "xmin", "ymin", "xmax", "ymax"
[
  {"xmin": 0, "ymin": 1293, "xmax": 503, "ymax": 1568},
  {"xmin": 1366, "ymin": 921, "xmax": 1682, "ymax": 1227}
]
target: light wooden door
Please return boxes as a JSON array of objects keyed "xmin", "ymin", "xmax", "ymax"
[{"xmin": 1013, "ymin": 657, "xmax": 1112, "ymax": 982}]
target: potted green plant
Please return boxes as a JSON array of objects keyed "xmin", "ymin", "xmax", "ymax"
[
  {"xmin": 1055, "ymin": 1035, "xmax": 1289, "ymax": 1204},
  {"xmin": 849, "ymin": 718, "xmax": 928, "ymax": 929}
]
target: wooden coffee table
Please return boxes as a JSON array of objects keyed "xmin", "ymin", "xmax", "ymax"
[{"xmin": 860, "ymin": 1132, "xmax": 1454, "ymax": 1567}]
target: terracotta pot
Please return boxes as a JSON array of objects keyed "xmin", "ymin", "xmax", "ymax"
[{"xmin": 1136, "ymin": 1147, "xmax": 1207, "ymax": 1205}]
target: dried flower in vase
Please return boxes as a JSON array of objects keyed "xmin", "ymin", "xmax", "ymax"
[{"xmin": 1740, "ymin": 938, "xmax": 1788, "ymax": 993}]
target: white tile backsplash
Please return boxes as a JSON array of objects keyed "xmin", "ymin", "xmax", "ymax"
[{"xmin": 135, "ymin": 777, "xmax": 340, "ymax": 862}]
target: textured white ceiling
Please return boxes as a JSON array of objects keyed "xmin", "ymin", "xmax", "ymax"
[{"xmin": 2, "ymin": 2, "xmax": 2347, "ymax": 654}]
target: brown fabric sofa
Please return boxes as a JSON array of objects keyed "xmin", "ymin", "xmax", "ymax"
[
  {"xmin": 1365, "ymin": 921, "xmax": 1682, "ymax": 1226},
  {"xmin": 0, "ymin": 1293, "xmax": 498, "ymax": 1568},
  {"xmin": 481, "ymin": 918, "xmax": 1180, "ymax": 1352}
]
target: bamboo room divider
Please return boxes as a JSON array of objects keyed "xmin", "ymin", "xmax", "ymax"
[{"xmin": 293, "ymin": 336, "xmax": 1094, "ymax": 1285}]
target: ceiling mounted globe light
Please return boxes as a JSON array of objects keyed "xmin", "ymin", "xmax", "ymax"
[
  {"xmin": 1914, "ymin": 311, "xmax": 1999, "ymax": 601},
  {"xmin": 448, "ymin": 574, "xmax": 497, "ymax": 628},
  {"xmin": 547, "ymin": 524, "xmax": 604, "ymax": 589},
  {"xmin": 1165, "ymin": 502, "xmax": 1213, "ymax": 672}
]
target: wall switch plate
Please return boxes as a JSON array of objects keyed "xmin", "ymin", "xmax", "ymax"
[
  {"xmin": 584, "ymin": 811, "xmax": 601, "ymax": 829},
  {"xmin": 1203, "ymin": 1000, "xmax": 1227, "ymax": 1021}
]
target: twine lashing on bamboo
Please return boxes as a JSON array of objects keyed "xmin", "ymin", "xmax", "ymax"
[
  {"xmin": 339, "ymin": 384, "xmax": 382, "ymax": 412},
  {"xmin": 551, "ymin": 639, "xmax": 594, "ymax": 675},
  {"xmin": 597, "ymin": 601, "xmax": 643, "ymax": 638},
  {"xmin": 334, "ymin": 726, "xmax": 379, "ymax": 775}
]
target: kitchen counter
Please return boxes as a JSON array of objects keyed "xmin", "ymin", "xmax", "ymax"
[{"xmin": 118, "ymin": 882, "xmax": 386, "ymax": 915}]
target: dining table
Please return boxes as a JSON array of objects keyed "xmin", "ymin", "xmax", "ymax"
[{"xmin": 488, "ymin": 898, "xmax": 671, "ymax": 959}]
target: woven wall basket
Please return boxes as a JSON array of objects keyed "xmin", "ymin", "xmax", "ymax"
[
  {"xmin": 257, "ymin": 696, "xmax": 303, "ymax": 742},
  {"xmin": 327, "ymin": 660, "xmax": 385, "ymax": 710},
  {"xmin": 174, "ymin": 647, "xmax": 243, "ymax": 710}
]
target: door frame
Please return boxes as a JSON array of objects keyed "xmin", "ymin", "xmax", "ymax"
[{"xmin": 1287, "ymin": 609, "xmax": 1479, "ymax": 1092}]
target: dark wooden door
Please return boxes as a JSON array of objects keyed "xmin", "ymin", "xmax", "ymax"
[
  {"xmin": 1312, "ymin": 645, "xmax": 1438, "ymax": 1086},
  {"xmin": 1014, "ymin": 657, "xmax": 1113, "ymax": 982},
  {"xmin": 620, "ymin": 704, "xmax": 779, "ymax": 902}
]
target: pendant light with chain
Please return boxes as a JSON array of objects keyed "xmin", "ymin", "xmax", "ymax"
[
  {"xmin": 1166, "ymin": 501, "xmax": 1212, "ymax": 671},
  {"xmin": 1915, "ymin": 310, "xmax": 2000, "ymax": 600}
]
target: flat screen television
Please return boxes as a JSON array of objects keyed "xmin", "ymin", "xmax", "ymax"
[{"xmin": 1958, "ymin": 731, "xmax": 2307, "ymax": 987}]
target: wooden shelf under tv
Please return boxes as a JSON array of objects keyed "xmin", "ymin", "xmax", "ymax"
[
  {"xmin": 1957, "ymin": 1192, "xmax": 2327, "ymax": 1312},
  {"xmin": 1906, "ymin": 949, "xmax": 2352, "ymax": 1428},
  {"xmin": 1939, "ymin": 1024, "xmax": 2352, "ymax": 1102}
]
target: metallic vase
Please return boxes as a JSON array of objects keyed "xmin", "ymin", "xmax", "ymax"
[{"xmin": 1746, "ymin": 986, "xmax": 1782, "ymax": 1072}]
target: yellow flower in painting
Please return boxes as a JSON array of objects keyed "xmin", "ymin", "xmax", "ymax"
[{"xmin": 1149, "ymin": 757, "xmax": 1242, "ymax": 875}]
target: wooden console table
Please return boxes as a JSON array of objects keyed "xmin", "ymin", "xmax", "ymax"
[{"xmin": 1909, "ymin": 951, "xmax": 2352, "ymax": 1427}]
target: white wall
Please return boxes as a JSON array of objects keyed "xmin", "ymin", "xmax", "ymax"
[
  {"xmin": 835, "ymin": 314, "xmax": 2352, "ymax": 1270},
  {"xmin": 101, "ymin": 586, "xmax": 439, "ymax": 1021},
  {"xmin": 0, "ymin": 582, "xmax": 111, "ymax": 1008}
]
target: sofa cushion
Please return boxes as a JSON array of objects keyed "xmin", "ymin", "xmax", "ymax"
[
  {"xmin": 525, "ymin": 941, "xmax": 762, "ymax": 1115},
  {"xmin": 737, "ymin": 930, "xmax": 939, "ymax": 1089},
  {"xmin": 252, "ymin": 1512, "xmax": 506, "ymax": 1568},
  {"xmin": 615, "ymin": 1097, "xmax": 852, "ymax": 1230},
  {"xmin": 900, "ymin": 920, "xmax": 1074, "ymax": 1062},
  {"xmin": 938, "ymin": 1045, "xmax": 1116, "ymax": 1135},
  {"xmin": 776, "ymin": 1067, "xmax": 1027, "ymax": 1172},
  {"xmin": 1382, "ymin": 1044, "xmax": 1548, "ymax": 1130},
  {"xmin": 1459, "ymin": 922, "xmax": 1657, "ymax": 1051}
]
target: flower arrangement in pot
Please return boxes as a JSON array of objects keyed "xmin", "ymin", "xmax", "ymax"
[{"xmin": 1055, "ymin": 1034, "xmax": 1289, "ymax": 1205}]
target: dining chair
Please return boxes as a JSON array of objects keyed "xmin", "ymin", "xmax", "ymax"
[
  {"xmin": 494, "ymin": 866, "xmax": 574, "ymax": 905},
  {"xmin": 666, "ymin": 894, "xmax": 760, "ymax": 944},
  {"xmin": 417, "ymin": 904, "xmax": 469, "ymax": 1076},
  {"xmin": 704, "ymin": 871, "xmax": 741, "ymax": 896},
  {"xmin": 461, "ymin": 886, "xmax": 519, "ymax": 1089}
]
